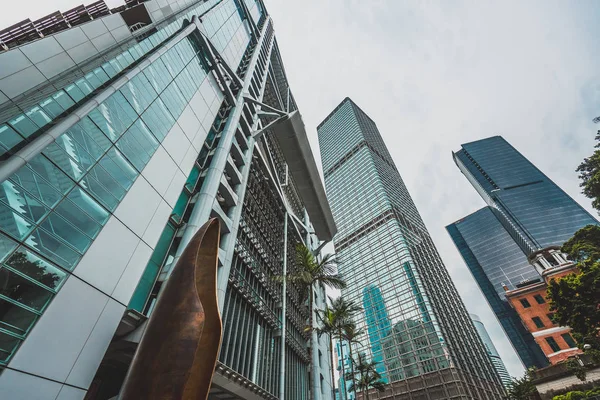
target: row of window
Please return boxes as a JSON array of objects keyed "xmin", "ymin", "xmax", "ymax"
[
  {"xmin": 545, "ymin": 334, "xmax": 577, "ymax": 353},
  {"xmin": 531, "ymin": 313, "xmax": 555, "ymax": 329},
  {"xmin": 519, "ymin": 293, "xmax": 546, "ymax": 308}
]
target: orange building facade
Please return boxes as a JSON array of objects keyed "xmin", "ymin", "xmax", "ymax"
[{"xmin": 505, "ymin": 248, "xmax": 582, "ymax": 365}]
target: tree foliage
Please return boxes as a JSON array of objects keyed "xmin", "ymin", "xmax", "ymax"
[
  {"xmin": 279, "ymin": 243, "xmax": 346, "ymax": 304},
  {"xmin": 576, "ymin": 131, "xmax": 600, "ymax": 212},
  {"xmin": 546, "ymin": 227, "xmax": 600, "ymax": 345},
  {"xmin": 347, "ymin": 353, "xmax": 386, "ymax": 400},
  {"xmin": 507, "ymin": 373, "xmax": 538, "ymax": 400}
]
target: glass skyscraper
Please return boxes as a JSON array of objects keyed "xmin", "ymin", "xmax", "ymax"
[
  {"xmin": 447, "ymin": 136, "xmax": 599, "ymax": 369},
  {"xmin": 0, "ymin": 1, "xmax": 334, "ymax": 399},
  {"xmin": 470, "ymin": 314, "xmax": 512, "ymax": 389},
  {"xmin": 318, "ymin": 98, "xmax": 504, "ymax": 399}
]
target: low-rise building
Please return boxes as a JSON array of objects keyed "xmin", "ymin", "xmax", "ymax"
[{"xmin": 504, "ymin": 248, "xmax": 582, "ymax": 365}]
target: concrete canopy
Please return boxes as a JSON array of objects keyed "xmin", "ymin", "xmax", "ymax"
[{"xmin": 270, "ymin": 111, "xmax": 337, "ymax": 242}]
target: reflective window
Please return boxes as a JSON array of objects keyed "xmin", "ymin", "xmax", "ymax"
[
  {"xmin": 116, "ymin": 120, "xmax": 159, "ymax": 171},
  {"xmin": 142, "ymin": 99, "xmax": 175, "ymax": 141},
  {"xmin": 0, "ymin": 268, "xmax": 53, "ymax": 312}
]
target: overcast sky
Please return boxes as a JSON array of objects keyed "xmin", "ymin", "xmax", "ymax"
[
  {"xmin": 263, "ymin": 0, "xmax": 600, "ymax": 378},
  {"xmin": 4, "ymin": 0, "xmax": 600, "ymax": 380}
]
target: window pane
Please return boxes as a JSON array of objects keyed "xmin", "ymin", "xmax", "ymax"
[
  {"xmin": 562, "ymin": 333, "xmax": 577, "ymax": 348},
  {"xmin": 143, "ymin": 59, "xmax": 172, "ymax": 93},
  {"xmin": 65, "ymin": 83, "xmax": 86, "ymax": 102},
  {"xmin": 52, "ymin": 91, "xmax": 75, "ymax": 110},
  {"xmin": 8, "ymin": 114, "xmax": 38, "ymax": 138},
  {"xmin": 142, "ymin": 99, "xmax": 175, "ymax": 141},
  {"xmin": 0, "ymin": 202, "xmax": 36, "ymax": 240},
  {"xmin": 161, "ymin": 46, "xmax": 186, "ymax": 77},
  {"xmin": 9, "ymin": 167, "xmax": 63, "ymax": 208},
  {"xmin": 55, "ymin": 134, "xmax": 98, "ymax": 173},
  {"xmin": 66, "ymin": 188, "xmax": 109, "ymax": 226},
  {"xmin": 88, "ymin": 92, "xmax": 137, "ymax": 142},
  {"xmin": 25, "ymin": 106, "xmax": 52, "ymax": 129},
  {"xmin": 98, "ymin": 148, "xmax": 137, "ymax": 190},
  {"xmin": 0, "ymin": 297, "xmax": 37, "ymax": 335},
  {"xmin": 116, "ymin": 120, "xmax": 159, "ymax": 171},
  {"xmin": 0, "ymin": 125, "xmax": 24, "ymax": 153},
  {"xmin": 5, "ymin": 248, "xmax": 66, "ymax": 290},
  {"xmin": 0, "ymin": 234, "xmax": 18, "ymax": 264},
  {"xmin": 54, "ymin": 199, "xmax": 103, "ymax": 239},
  {"xmin": 76, "ymin": 118, "xmax": 112, "ymax": 157},
  {"xmin": 39, "ymin": 213, "xmax": 92, "ymax": 253},
  {"xmin": 0, "ymin": 180, "xmax": 50, "ymax": 224},
  {"xmin": 0, "ymin": 331, "xmax": 20, "ymax": 363},
  {"xmin": 534, "ymin": 294, "xmax": 545, "ymax": 304},
  {"xmin": 42, "ymin": 143, "xmax": 89, "ymax": 181},
  {"xmin": 25, "ymin": 227, "xmax": 81, "ymax": 269},
  {"xmin": 26, "ymin": 155, "xmax": 75, "ymax": 195},
  {"xmin": 39, "ymin": 97, "xmax": 65, "ymax": 119},
  {"xmin": 75, "ymin": 77, "xmax": 94, "ymax": 96},
  {"xmin": 160, "ymin": 82, "xmax": 187, "ymax": 119},
  {"xmin": 0, "ymin": 268, "xmax": 53, "ymax": 312},
  {"xmin": 545, "ymin": 337, "xmax": 561, "ymax": 352},
  {"xmin": 119, "ymin": 74, "xmax": 158, "ymax": 114},
  {"xmin": 79, "ymin": 174, "xmax": 120, "ymax": 211}
]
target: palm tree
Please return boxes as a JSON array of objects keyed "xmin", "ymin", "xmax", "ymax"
[
  {"xmin": 314, "ymin": 297, "xmax": 362, "ymax": 399},
  {"xmin": 314, "ymin": 305, "xmax": 339, "ymax": 400},
  {"xmin": 349, "ymin": 353, "xmax": 385, "ymax": 400},
  {"xmin": 275, "ymin": 244, "xmax": 346, "ymax": 399},
  {"xmin": 342, "ymin": 322, "xmax": 364, "ymax": 400}
]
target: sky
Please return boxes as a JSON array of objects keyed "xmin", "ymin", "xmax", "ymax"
[
  {"xmin": 263, "ymin": 0, "xmax": 600, "ymax": 379},
  {"xmin": 3, "ymin": 0, "xmax": 600, "ymax": 381}
]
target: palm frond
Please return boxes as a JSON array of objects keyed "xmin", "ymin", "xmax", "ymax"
[{"xmin": 318, "ymin": 274, "xmax": 347, "ymax": 290}]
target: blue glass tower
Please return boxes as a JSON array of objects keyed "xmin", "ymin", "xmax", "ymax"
[{"xmin": 447, "ymin": 136, "xmax": 599, "ymax": 369}]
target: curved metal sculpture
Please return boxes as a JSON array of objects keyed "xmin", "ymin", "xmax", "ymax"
[{"xmin": 120, "ymin": 218, "xmax": 222, "ymax": 400}]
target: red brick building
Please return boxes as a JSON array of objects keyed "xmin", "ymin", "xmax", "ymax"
[{"xmin": 505, "ymin": 248, "xmax": 582, "ymax": 365}]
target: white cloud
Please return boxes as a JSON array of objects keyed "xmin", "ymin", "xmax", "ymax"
[{"xmin": 265, "ymin": 0, "xmax": 600, "ymax": 378}]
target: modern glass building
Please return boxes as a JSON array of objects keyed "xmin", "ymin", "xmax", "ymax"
[
  {"xmin": 0, "ymin": 1, "xmax": 335, "ymax": 399},
  {"xmin": 446, "ymin": 208, "xmax": 548, "ymax": 369},
  {"xmin": 318, "ymin": 98, "xmax": 504, "ymax": 399},
  {"xmin": 470, "ymin": 314, "xmax": 512, "ymax": 389},
  {"xmin": 447, "ymin": 136, "xmax": 599, "ymax": 369}
]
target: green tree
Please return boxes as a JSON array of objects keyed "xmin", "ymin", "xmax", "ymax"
[
  {"xmin": 347, "ymin": 353, "xmax": 385, "ymax": 400},
  {"xmin": 507, "ymin": 372, "xmax": 538, "ymax": 400},
  {"xmin": 576, "ymin": 131, "xmax": 600, "ymax": 212},
  {"xmin": 546, "ymin": 226, "xmax": 600, "ymax": 346}
]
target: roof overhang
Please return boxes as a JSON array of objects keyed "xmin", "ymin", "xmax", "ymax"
[{"xmin": 270, "ymin": 111, "xmax": 337, "ymax": 241}]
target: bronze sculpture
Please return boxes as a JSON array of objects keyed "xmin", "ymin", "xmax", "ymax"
[{"xmin": 120, "ymin": 218, "xmax": 222, "ymax": 400}]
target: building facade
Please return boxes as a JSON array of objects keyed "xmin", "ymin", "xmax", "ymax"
[
  {"xmin": 0, "ymin": 1, "xmax": 334, "ymax": 399},
  {"xmin": 504, "ymin": 249, "xmax": 582, "ymax": 365},
  {"xmin": 470, "ymin": 314, "xmax": 512, "ymax": 389},
  {"xmin": 318, "ymin": 98, "xmax": 504, "ymax": 399},
  {"xmin": 447, "ymin": 136, "xmax": 598, "ymax": 369}
]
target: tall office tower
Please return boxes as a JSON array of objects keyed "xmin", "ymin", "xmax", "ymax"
[
  {"xmin": 470, "ymin": 314, "xmax": 512, "ymax": 389},
  {"xmin": 0, "ymin": 1, "xmax": 335, "ymax": 399},
  {"xmin": 447, "ymin": 136, "xmax": 598, "ymax": 369},
  {"xmin": 318, "ymin": 98, "xmax": 504, "ymax": 399}
]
